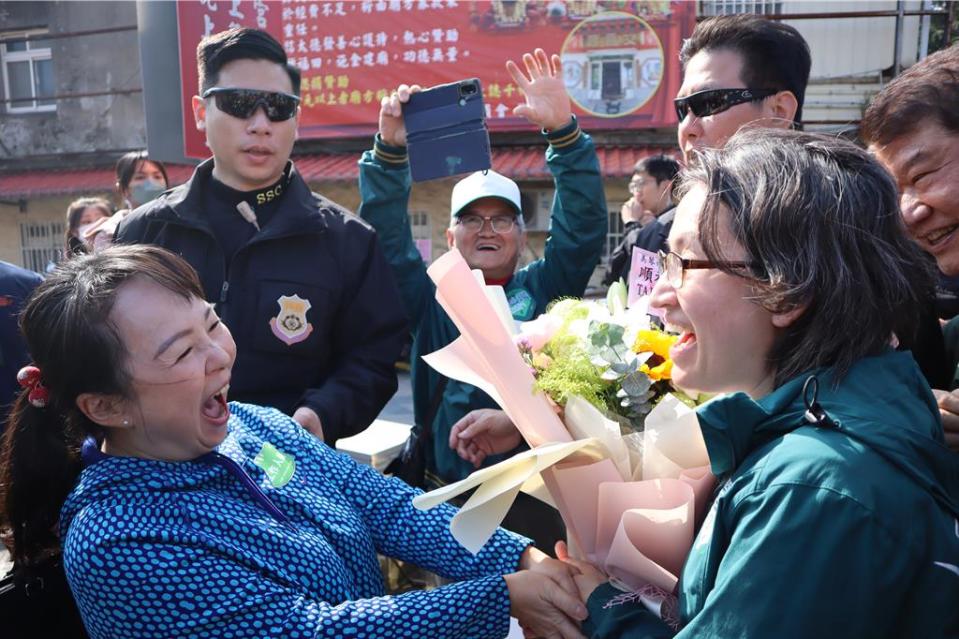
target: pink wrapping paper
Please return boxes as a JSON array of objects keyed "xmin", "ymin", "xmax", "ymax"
[
  {"xmin": 425, "ymin": 249, "xmax": 716, "ymax": 594},
  {"xmin": 427, "ymin": 250, "xmax": 571, "ymax": 447},
  {"xmin": 551, "ymin": 459, "xmax": 623, "ymax": 561},
  {"xmin": 596, "ymin": 480, "xmax": 696, "ymax": 591}
]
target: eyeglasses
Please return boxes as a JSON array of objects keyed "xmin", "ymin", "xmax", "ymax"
[
  {"xmin": 628, "ymin": 178, "xmax": 648, "ymax": 194},
  {"xmin": 658, "ymin": 251, "xmax": 757, "ymax": 289},
  {"xmin": 457, "ymin": 214, "xmax": 517, "ymax": 234},
  {"xmin": 673, "ymin": 88, "xmax": 777, "ymax": 122},
  {"xmin": 202, "ymin": 87, "xmax": 301, "ymax": 122}
]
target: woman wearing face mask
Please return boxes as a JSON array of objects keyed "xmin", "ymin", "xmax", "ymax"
[
  {"xmin": 0, "ymin": 245, "xmax": 588, "ymax": 639},
  {"xmin": 115, "ymin": 150, "xmax": 169, "ymax": 210},
  {"xmin": 82, "ymin": 152, "xmax": 170, "ymax": 251},
  {"xmin": 63, "ymin": 197, "xmax": 112, "ymax": 257},
  {"xmin": 561, "ymin": 129, "xmax": 959, "ymax": 638}
]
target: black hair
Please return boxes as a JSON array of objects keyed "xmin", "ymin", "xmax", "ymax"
[
  {"xmin": 0, "ymin": 246, "xmax": 205, "ymax": 567},
  {"xmin": 115, "ymin": 150, "xmax": 169, "ymax": 201},
  {"xmin": 633, "ymin": 155, "xmax": 680, "ymax": 185},
  {"xmin": 680, "ymin": 15, "xmax": 811, "ymax": 125},
  {"xmin": 861, "ymin": 43, "xmax": 959, "ymax": 145},
  {"xmin": 197, "ymin": 27, "xmax": 301, "ymax": 95}
]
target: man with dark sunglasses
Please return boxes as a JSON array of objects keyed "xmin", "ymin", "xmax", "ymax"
[
  {"xmin": 673, "ymin": 17, "xmax": 950, "ymax": 405},
  {"xmin": 601, "ymin": 17, "xmax": 811, "ymax": 295},
  {"xmin": 117, "ymin": 27, "xmax": 407, "ymax": 446},
  {"xmin": 675, "ymin": 15, "xmax": 810, "ymax": 165}
]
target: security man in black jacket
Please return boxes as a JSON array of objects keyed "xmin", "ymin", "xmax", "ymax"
[{"xmin": 117, "ymin": 28, "xmax": 406, "ymax": 444}]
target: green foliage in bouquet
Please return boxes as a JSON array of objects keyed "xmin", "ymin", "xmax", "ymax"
[{"xmin": 523, "ymin": 295, "xmax": 669, "ymax": 431}]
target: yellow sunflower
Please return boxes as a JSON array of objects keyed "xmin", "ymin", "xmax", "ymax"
[{"xmin": 632, "ymin": 329, "xmax": 676, "ymax": 381}]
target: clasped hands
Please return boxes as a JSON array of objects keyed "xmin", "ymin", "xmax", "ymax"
[
  {"xmin": 451, "ymin": 410, "xmax": 612, "ymax": 637},
  {"xmin": 508, "ymin": 544, "xmax": 608, "ymax": 639}
]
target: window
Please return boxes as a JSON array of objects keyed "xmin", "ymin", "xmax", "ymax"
[
  {"xmin": 2, "ymin": 30, "xmax": 55, "ymax": 113},
  {"xmin": 410, "ymin": 210, "xmax": 432, "ymax": 263},
  {"xmin": 605, "ymin": 203, "xmax": 625, "ymax": 266},
  {"xmin": 589, "ymin": 61, "xmax": 601, "ymax": 91},
  {"xmin": 700, "ymin": 1, "xmax": 782, "ymax": 16},
  {"xmin": 20, "ymin": 221, "xmax": 64, "ymax": 273}
]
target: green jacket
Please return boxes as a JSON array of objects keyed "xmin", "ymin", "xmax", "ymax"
[
  {"xmin": 585, "ymin": 350, "xmax": 959, "ymax": 638},
  {"xmin": 358, "ymin": 119, "xmax": 607, "ymax": 484}
]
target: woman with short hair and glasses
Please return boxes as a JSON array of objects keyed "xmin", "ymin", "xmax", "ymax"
[{"xmin": 563, "ymin": 128, "xmax": 959, "ymax": 638}]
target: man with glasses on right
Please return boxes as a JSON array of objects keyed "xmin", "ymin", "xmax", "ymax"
[{"xmin": 861, "ymin": 44, "xmax": 959, "ymax": 451}]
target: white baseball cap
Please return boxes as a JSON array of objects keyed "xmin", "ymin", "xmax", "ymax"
[{"xmin": 450, "ymin": 169, "xmax": 522, "ymax": 221}]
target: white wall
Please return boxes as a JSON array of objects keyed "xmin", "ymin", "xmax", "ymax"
[{"xmin": 783, "ymin": 1, "xmax": 923, "ymax": 80}]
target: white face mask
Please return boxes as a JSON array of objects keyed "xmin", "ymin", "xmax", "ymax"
[{"xmin": 76, "ymin": 223, "xmax": 97, "ymax": 245}]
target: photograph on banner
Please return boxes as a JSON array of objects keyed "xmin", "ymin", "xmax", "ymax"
[
  {"xmin": 561, "ymin": 11, "xmax": 664, "ymax": 117},
  {"xmin": 175, "ymin": 0, "xmax": 695, "ymax": 158}
]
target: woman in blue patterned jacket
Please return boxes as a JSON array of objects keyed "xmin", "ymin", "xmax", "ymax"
[{"xmin": 0, "ymin": 245, "xmax": 588, "ymax": 639}]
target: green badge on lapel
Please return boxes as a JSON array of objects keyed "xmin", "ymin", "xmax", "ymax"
[
  {"xmin": 253, "ymin": 442, "xmax": 295, "ymax": 488},
  {"xmin": 507, "ymin": 287, "xmax": 535, "ymax": 321}
]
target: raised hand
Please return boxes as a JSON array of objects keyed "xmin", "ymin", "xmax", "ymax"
[
  {"xmin": 448, "ymin": 408, "xmax": 522, "ymax": 467},
  {"xmin": 507, "ymin": 48, "xmax": 573, "ymax": 131},
  {"xmin": 378, "ymin": 83, "xmax": 422, "ymax": 147},
  {"xmin": 504, "ymin": 570, "xmax": 588, "ymax": 639},
  {"xmin": 621, "ymin": 198, "xmax": 656, "ymax": 226}
]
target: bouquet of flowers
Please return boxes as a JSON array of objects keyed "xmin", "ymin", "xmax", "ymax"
[
  {"xmin": 516, "ymin": 280, "xmax": 697, "ymax": 434},
  {"xmin": 414, "ymin": 251, "xmax": 716, "ymax": 611}
]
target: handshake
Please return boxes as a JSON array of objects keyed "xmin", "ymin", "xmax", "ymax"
[{"xmin": 506, "ymin": 543, "xmax": 607, "ymax": 639}]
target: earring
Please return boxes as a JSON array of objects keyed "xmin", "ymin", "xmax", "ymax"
[{"xmin": 122, "ymin": 419, "xmax": 130, "ymax": 427}]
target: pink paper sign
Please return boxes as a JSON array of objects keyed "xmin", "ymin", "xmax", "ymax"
[
  {"xmin": 627, "ymin": 247, "xmax": 661, "ymax": 307},
  {"xmin": 415, "ymin": 239, "xmax": 432, "ymax": 263}
]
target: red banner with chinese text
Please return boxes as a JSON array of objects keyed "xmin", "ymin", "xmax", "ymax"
[{"xmin": 176, "ymin": 1, "xmax": 694, "ymax": 159}]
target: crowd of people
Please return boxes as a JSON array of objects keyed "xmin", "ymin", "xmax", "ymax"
[{"xmin": 0, "ymin": 13, "xmax": 957, "ymax": 639}]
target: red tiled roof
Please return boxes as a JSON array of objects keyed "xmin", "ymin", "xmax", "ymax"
[
  {"xmin": 0, "ymin": 164, "xmax": 197, "ymax": 200},
  {"xmin": 0, "ymin": 145, "xmax": 673, "ymax": 199}
]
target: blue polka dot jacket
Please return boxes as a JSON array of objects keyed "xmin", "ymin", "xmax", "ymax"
[{"xmin": 59, "ymin": 402, "xmax": 531, "ymax": 638}]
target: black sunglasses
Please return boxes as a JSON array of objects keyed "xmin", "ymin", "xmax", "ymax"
[
  {"xmin": 202, "ymin": 88, "xmax": 301, "ymax": 122},
  {"xmin": 674, "ymin": 88, "xmax": 777, "ymax": 121}
]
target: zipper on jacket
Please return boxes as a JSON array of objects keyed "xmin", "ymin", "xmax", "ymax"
[{"xmin": 219, "ymin": 280, "xmax": 230, "ymax": 304}]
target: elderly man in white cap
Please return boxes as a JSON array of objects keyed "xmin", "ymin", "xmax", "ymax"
[
  {"xmin": 445, "ymin": 169, "xmax": 527, "ymax": 286},
  {"xmin": 358, "ymin": 49, "xmax": 606, "ymax": 550}
]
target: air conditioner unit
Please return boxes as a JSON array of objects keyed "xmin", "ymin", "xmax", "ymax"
[{"xmin": 520, "ymin": 190, "xmax": 553, "ymax": 232}]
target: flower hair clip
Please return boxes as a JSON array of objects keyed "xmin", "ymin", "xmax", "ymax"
[{"xmin": 17, "ymin": 365, "xmax": 50, "ymax": 408}]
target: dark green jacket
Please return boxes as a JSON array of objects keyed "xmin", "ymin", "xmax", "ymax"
[
  {"xmin": 358, "ymin": 119, "xmax": 607, "ymax": 483},
  {"xmin": 585, "ymin": 350, "xmax": 959, "ymax": 638}
]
